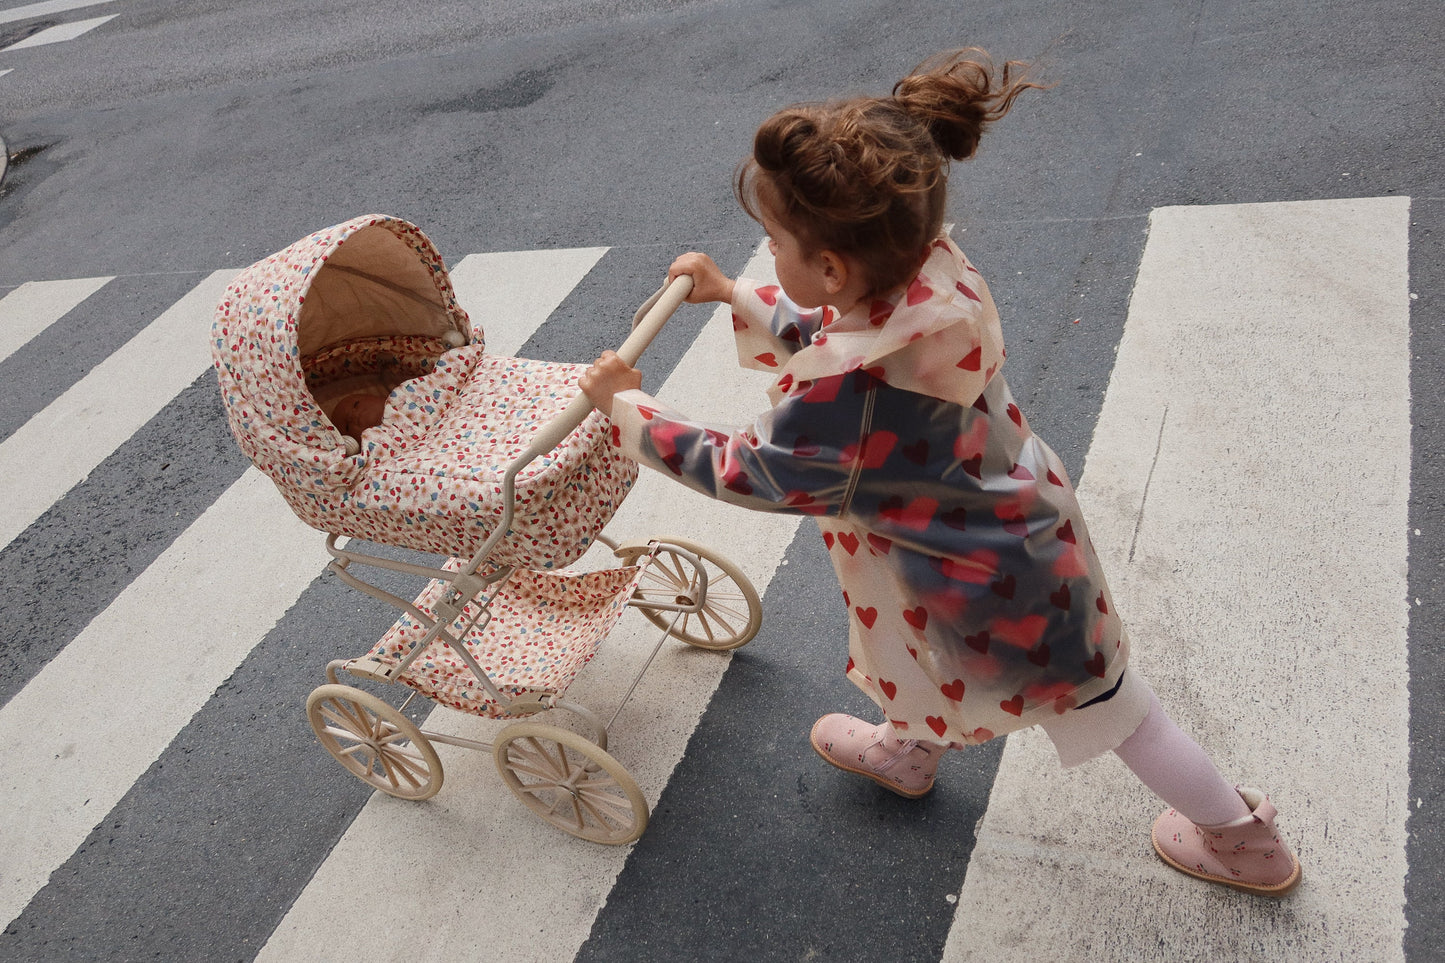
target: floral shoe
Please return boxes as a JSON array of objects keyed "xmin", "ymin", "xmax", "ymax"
[
  {"xmin": 1151, "ymin": 786, "xmax": 1303, "ymax": 896},
  {"xmin": 809, "ymin": 713, "xmax": 945, "ymax": 799}
]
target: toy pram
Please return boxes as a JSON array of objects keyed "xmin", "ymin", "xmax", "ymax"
[{"xmin": 212, "ymin": 215, "xmax": 761, "ymax": 844}]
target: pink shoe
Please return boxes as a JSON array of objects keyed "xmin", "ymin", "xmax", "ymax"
[
  {"xmin": 809, "ymin": 713, "xmax": 944, "ymax": 799},
  {"xmin": 1152, "ymin": 786, "xmax": 1303, "ymax": 896}
]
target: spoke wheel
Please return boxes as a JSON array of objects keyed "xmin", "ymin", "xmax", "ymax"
[
  {"xmin": 617, "ymin": 537, "xmax": 762, "ymax": 650},
  {"xmin": 494, "ymin": 722, "xmax": 648, "ymax": 845},
  {"xmin": 306, "ymin": 684, "xmax": 442, "ymax": 801}
]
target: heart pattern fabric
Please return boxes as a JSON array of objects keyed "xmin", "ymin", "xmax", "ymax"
[{"xmin": 609, "ymin": 234, "xmax": 1127, "ymax": 744}]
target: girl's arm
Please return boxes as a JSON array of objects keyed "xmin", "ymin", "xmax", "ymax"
[
  {"xmin": 604, "ymin": 376, "xmax": 861, "ymax": 517},
  {"xmin": 579, "ymin": 351, "xmax": 639, "ymax": 418},
  {"xmin": 730, "ymin": 282, "xmax": 821, "ymax": 373}
]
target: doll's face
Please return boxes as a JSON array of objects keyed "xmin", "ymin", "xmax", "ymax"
[{"xmin": 333, "ymin": 393, "xmax": 386, "ymax": 439}]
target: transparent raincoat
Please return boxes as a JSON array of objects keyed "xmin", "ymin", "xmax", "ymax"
[{"xmin": 608, "ymin": 236, "xmax": 1129, "ymax": 744}]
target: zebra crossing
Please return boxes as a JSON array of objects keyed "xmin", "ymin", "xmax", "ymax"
[
  {"xmin": 0, "ymin": 0, "xmax": 119, "ymax": 26},
  {"xmin": 0, "ymin": 276, "xmax": 109, "ymax": 361},
  {"xmin": 0, "ymin": 0, "xmax": 118, "ymax": 55},
  {"xmin": 0, "ymin": 270, "xmax": 233, "ymax": 550},
  {"xmin": 0, "ymin": 197, "xmax": 1417, "ymax": 961}
]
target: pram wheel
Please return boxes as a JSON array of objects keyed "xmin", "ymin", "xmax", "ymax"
[
  {"xmin": 494, "ymin": 722, "xmax": 648, "ymax": 845},
  {"xmin": 306, "ymin": 684, "xmax": 443, "ymax": 801},
  {"xmin": 617, "ymin": 537, "xmax": 762, "ymax": 650}
]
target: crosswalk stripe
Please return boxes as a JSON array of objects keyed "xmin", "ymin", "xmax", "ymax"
[
  {"xmin": 0, "ymin": 275, "xmax": 110, "ymax": 365},
  {"xmin": 0, "ymin": 269, "xmax": 233, "ymax": 552},
  {"xmin": 255, "ymin": 241, "xmax": 801, "ymax": 961},
  {"xmin": 1, "ymin": 13, "xmax": 116, "ymax": 50},
  {"xmin": 0, "ymin": 467, "xmax": 325, "ymax": 929},
  {"xmin": 944, "ymin": 197, "xmax": 1411, "ymax": 959},
  {"xmin": 449, "ymin": 247, "xmax": 609, "ymax": 358},
  {"xmin": 0, "ymin": 0, "xmax": 119, "ymax": 27}
]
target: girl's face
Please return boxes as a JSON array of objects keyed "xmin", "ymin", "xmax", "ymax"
[{"xmin": 761, "ymin": 212, "xmax": 834, "ymax": 309}]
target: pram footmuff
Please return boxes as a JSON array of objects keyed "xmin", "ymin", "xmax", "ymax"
[{"xmin": 212, "ymin": 215, "xmax": 762, "ymax": 843}]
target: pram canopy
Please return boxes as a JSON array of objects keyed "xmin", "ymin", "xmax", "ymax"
[{"xmin": 212, "ymin": 215, "xmax": 636, "ymax": 568}]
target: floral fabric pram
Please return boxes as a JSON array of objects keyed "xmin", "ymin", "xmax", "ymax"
[
  {"xmin": 210, "ymin": 214, "xmax": 637, "ymax": 569},
  {"xmin": 210, "ymin": 217, "xmax": 761, "ymax": 843}
]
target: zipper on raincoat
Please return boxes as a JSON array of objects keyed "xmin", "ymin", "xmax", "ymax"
[{"xmin": 839, "ymin": 385, "xmax": 877, "ymax": 517}]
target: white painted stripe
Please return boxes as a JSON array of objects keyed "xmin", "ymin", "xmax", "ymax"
[
  {"xmin": 0, "ymin": 270, "xmax": 235, "ymax": 551},
  {"xmin": 0, "ymin": 468, "xmax": 327, "ymax": 929},
  {"xmin": 1, "ymin": 13, "xmax": 116, "ymax": 49},
  {"xmin": 0, "ymin": 275, "xmax": 110, "ymax": 364},
  {"xmin": 449, "ymin": 247, "xmax": 608, "ymax": 358},
  {"xmin": 258, "ymin": 244, "xmax": 800, "ymax": 962},
  {"xmin": 0, "ymin": 68, "xmax": 12, "ymax": 79},
  {"xmin": 0, "ymin": 0, "xmax": 118, "ymax": 27},
  {"xmin": 944, "ymin": 198, "xmax": 1411, "ymax": 958}
]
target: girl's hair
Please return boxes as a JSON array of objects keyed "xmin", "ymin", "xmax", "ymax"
[{"xmin": 738, "ymin": 49, "xmax": 1043, "ymax": 296}]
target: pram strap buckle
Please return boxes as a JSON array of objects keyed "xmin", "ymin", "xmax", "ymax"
[{"xmin": 435, "ymin": 572, "xmax": 488, "ymax": 623}]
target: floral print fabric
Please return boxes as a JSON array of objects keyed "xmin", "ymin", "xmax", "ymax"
[
  {"xmin": 609, "ymin": 236, "xmax": 1130, "ymax": 745},
  {"xmin": 212, "ymin": 215, "xmax": 637, "ymax": 569},
  {"xmin": 361, "ymin": 559, "xmax": 649, "ymax": 718}
]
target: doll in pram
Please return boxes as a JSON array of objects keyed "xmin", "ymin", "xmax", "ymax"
[{"xmin": 211, "ymin": 215, "xmax": 762, "ymax": 844}]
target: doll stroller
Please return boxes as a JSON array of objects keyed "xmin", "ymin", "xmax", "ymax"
[{"xmin": 211, "ymin": 215, "xmax": 762, "ymax": 844}]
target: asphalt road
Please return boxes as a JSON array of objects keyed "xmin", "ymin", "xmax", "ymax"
[{"xmin": 1, "ymin": 0, "xmax": 1442, "ymax": 960}]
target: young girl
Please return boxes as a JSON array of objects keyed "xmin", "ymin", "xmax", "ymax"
[{"xmin": 580, "ymin": 49, "xmax": 1301, "ymax": 896}]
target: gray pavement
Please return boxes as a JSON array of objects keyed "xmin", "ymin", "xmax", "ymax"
[{"xmin": 0, "ymin": 0, "xmax": 1441, "ymax": 960}]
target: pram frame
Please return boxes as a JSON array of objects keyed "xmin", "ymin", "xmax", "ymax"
[
  {"xmin": 321, "ymin": 535, "xmax": 700, "ymax": 732},
  {"xmin": 303, "ymin": 275, "xmax": 764, "ymax": 844}
]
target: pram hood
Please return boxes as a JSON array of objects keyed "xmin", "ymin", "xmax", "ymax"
[
  {"xmin": 213, "ymin": 215, "xmax": 637, "ymax": 569},
  {"xmin": 212, "ymin": 215, "xmax": 471, "ymax": 494}
]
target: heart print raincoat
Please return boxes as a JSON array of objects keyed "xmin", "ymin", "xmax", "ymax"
[{"xmin": 608, "ymin": 236, "xmax": 1129, "ymax": 745}]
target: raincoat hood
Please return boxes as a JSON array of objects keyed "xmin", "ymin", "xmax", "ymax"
[{"xmin": 759, "ymin": 235, "xmax": 1006, "ymax": 408}]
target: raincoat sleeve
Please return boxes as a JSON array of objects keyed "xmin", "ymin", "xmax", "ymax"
[
  {"xmin": 730, "ymin": 278, "xmax": 829, "ymax": 374},
  {"xmin": 607, "ymin": 379, "xmax": 861, "ymax": 516}
]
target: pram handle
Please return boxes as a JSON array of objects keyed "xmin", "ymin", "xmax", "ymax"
[
  {"xmin": 509, "ymin": 274, "xmax": 693, "ymax": 467},
  {"xmin": 444, "ymin": 275, "xmax": 694, "ymax": 588}
]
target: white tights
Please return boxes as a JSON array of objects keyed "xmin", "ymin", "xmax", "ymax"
[{"xmin": 1111, "ymin": 689, "xmax": 1251, "ymax": 826}]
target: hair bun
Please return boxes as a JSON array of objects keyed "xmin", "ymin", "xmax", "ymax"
[
  {"xmin": 892, "ymin": 49, "xmax": 1042, "ymax": 161},
  {"xmin": 734, "ymin": 48, "xmax": 1042, "ymax": 297}
]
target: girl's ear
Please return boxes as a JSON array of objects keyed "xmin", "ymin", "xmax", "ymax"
[{"xmin": 819, "ymin": 250, "xmax": 850, "ymax": 295}]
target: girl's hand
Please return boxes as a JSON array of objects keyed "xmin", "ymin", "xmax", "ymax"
[
  {"xmin": 669, "ymin": 252, "xmax": 736, "ymax": 305},
  {"xmin": 580, "ymin": 351, "xmax": 642, "ymax": 418}
]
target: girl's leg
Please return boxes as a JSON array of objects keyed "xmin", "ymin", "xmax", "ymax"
[
  {"xmin": 1118, "ymin": 689, "xmax": 1303, "ymax": 895},
  {"xmin": 1112, "ymin": 688, "xmax": 1250, "ymax": 825}
]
